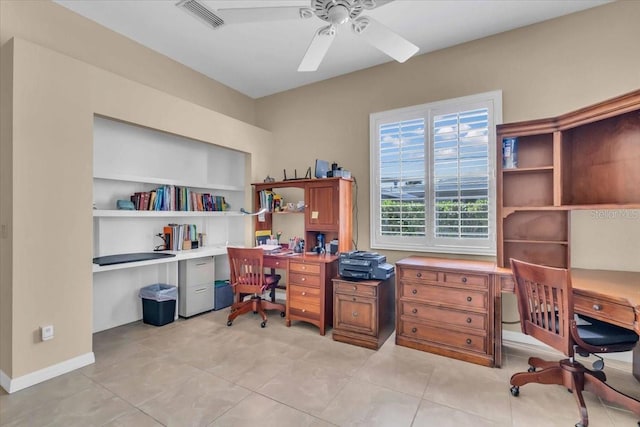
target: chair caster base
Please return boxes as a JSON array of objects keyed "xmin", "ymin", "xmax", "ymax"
[
  {"xmin": 510, "ymin": 386, "xmax": 519, "ymax": 397},
  {"xmin": 260, "ymin": 321, "xmax": 266, "ymax": 328},
  {"xmin": 227, "ymin": 320, "xmax": 233, "ymax": 326},
  {"xmin": 527, "ymin": 366, "xmax": 535, "ymax": 373},
  {"xmin": 280, "ymin": 311, "xmax": 285, "ymax": 317}
]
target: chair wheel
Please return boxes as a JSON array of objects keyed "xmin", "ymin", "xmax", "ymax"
[
  {"xmin": 280, "ymin": 311, "xmax": 285, "ymax": 317},
  {"xmin": 575, "ymin": 423, "xmax": 585, "ymax": 427},
  {"xmin": 227, "ymin": 320, "xmax": 233, "ymax": 326},
  {"xmin": 527, "ymin": 366, "xmax": 535, "ymax": 373},
  {"xmin": 260, "ymin": 321, "xmax": 266, "ymax": 328},
  {"xmin": 510, "ymin": 386, "xmax": 519, "ymax": 397}
]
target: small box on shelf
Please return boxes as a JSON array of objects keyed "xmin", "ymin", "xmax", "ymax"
[{"xmin": 502, "ymin": 137, "xmax": 518, "ymax": 169}]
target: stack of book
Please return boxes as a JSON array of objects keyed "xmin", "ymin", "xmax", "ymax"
[
  {"xmin": 162, "ymin": 223, "xmax": 198, "ymax": 251},
  {"xmin": 129, "ymin": 185, "xmax": 228, "ymax": 211}
]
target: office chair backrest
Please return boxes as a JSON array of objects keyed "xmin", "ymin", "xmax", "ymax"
[
  {"xmin": 510, "ymin": 258, "xmax": 574, "ymax": 357},
  {"xmin": 227, "ymin": 247, "xmax": 266, "ymax": 294}
]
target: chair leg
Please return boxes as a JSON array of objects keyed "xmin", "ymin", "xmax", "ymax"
[
  {"xmin": 565, "ymin": 368, "xmax": 589, "ymax": 427},
  {"xmin": 528, "ymin": 356, "xmax": 560, "ymax": 371},
  {"xmin": 583, "ymin": 371, "xmax": 640, "ymax": 417},
  {"xmin": 510, "ymin": 365, "xmax": 564, "ymax": 388}
]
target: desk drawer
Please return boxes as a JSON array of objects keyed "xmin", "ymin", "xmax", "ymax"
[
  {"xmin": 443, "ymin": 272, "xmax": 488, "ymax": 289},
  {"xmin": 335, "ymin": 281, "xmax": 377, "ymax": 297},
  {"xmin": 574, "ymin": 294, "xmax": 636, "ymax": 329},
  {"xmin": 290, "ymin": 272, "xmax": 321, "ymax": 287},
  {"xmin": 290, "ymin": 262, "xmax": 321, "ymax": 275},
  {"xmin": 400, "ymin": 301, "xmax": 487, "ymax": 331},
  {"xmin": 289, "ymin": 285, "xmax": 321, "ymax": 318},
  {"xmin": 398, "ymin": 268, "xmax": 439, "ymax": 283},
  {"xmin": 264, "ymin": 257, "xmax": 287, "ymax": 270},
  {"xmin": 398, "ymin": 319, "xmax": 486, "ymax": 353},
  {"xmin": 400, "ymin": 283, "xmax": 488, "ymax": 311}
]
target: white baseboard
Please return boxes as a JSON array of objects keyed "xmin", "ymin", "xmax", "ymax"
[
  {"xmin": 0, "ymin": 352, "xmax": 95, "ymax": 394},
  {"xmin": 502, "ymin": 330, "xmax": 632, "ymax": 364}
]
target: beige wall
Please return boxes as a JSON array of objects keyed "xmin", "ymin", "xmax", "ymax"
[
  {"xmin": 0, "ymin": 37, "xmax": 273, "ymax": 386},
  {"xmin": 255, "ymin": 1, "xmax": 640, "ymax": 266},
  {"xmin": 0, "ymin": 0, "xmax": 256, "ymax": 125},
  {"xmin": 1, "ymin": 0, "xmax": 639, "ymax": 389}
]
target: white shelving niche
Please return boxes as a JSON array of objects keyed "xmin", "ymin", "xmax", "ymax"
[{"xmin": 92, "ymin": 116, "xmax": 245, "ymax": 332}]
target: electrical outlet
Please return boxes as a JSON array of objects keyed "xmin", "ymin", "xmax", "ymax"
[{"xmin": 41, "ymin": 325, "xmax": 54, "ymax": 341}]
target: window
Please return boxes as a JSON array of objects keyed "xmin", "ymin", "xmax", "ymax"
[{"xmin": 370, "ymin": 91, "xmax": 501, "ymax": 255}]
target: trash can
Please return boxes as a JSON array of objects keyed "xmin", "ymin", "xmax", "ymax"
[
  {"xmin": 214, "ymin": 280, "xmax": 233, "ymax": 310},
  {"xmin": 139, "ymin": 284, "xmax": 178, "ymax": 326}
]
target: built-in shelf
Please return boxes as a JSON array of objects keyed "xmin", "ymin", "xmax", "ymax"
[
  {"xmin": 92, "ymin": 246, "xmax": 230, "ymax": 273},
  {"xmin": 502, "ymin": 203, "xmax": 640, "ymax": 218},
  {"xmin": 502, "ymin": 166, "xmax": 554, "ymax": 174},
  {"xmin": 93, "ymin": 209, "xmax": 246, "ymax": 218},
  {"xmin": 503, "ymin": 239, "xmax": 569, "ymax": 245},
  {"xmin": 93, "ymin": 173, "xmax": 244, "ymax": 192}
]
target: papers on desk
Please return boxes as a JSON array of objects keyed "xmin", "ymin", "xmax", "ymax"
[{"xmin": 257, "ymin": 244, "xmax": 282, "ymax": 254}]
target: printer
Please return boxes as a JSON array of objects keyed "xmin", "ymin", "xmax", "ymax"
[{"xmin": 339, "ymin": 251, "xmax": 395, "ymax": 280}]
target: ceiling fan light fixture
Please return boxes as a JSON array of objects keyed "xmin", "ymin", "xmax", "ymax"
[{"xmin": 328, "ymin": 5, "xmax": 351, "ymax": 25}]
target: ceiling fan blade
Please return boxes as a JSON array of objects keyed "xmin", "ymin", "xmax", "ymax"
[
  {"xmin": 360, "ymin": 0, "xmax": 395, "ymax": 10},
  {"xmin": 218, "ymin": 6, "xmax": 313, "ymax": 24},
  {"xmin": 298, "ymin": 25, "xmax": 336, "ymax": 72},
  {"xmin": 352, "ymin": 16, "xmax": 419, "ymax": 63}
]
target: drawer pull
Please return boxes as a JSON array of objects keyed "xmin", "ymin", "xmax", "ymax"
[
  {"xmin": 302, "ymin": 266, "xmax": 307, "ymax": 270},
  {"xmin": 416, "ymin": 272, "xmax": 422, "ymax": 278},
  {"xmin": 466, "ymin": 296, "xmax": 472, "ymax": 302},
  {"xmin": 466, "ymin": 317, "xmax": 472, "ymax": 323},
  {"xmin": 353, "ymin": 286, "xmax": 357, "ymax": 291},
  {"xmin": 412, "ymin": 308, "xmax": 418, "ymax": 314},
  {"xmin": 412, "ymin": 289, "xmax": 418, "ymax": 295},
  {"xmin": 301, "ymin": 291, "xmax": 306, "ymax": 296},
  {"xmin": 411, "ymin": 327, "xmax": 417, "ymax": 333},
  {"xmin": 462, "ymin": 277, "xmax": 467, "ymax": 283},
  {"xmin": 302, "ymin": 308, "xmax": 306, "ymax": 313},
  {"xmin": 352, "ymin": 297, "xmax": 356, "ymax": 302},
  {"xmin": 466, "ymin": 338, "xmax": 472, "ymax": 345},
  {"xmin": 301, "ymin": 277, "xmax": 306, "ymax": 282},
  {"xmin": 592, "ymin": 304, "xmax": 602, "ymax": 311},
  {"xmin": 195, "ymin": 287, "xmax": 207, "ymax": 293},
  {"xmin": 352, "ymin": 311, "xmax": 358, "ymax": 317}
]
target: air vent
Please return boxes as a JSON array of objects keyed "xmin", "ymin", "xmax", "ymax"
[{"xmin": 176, "ymin": 0, "xmax": 225, "ymax": 29}]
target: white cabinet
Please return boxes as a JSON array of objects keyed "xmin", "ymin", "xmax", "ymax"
[
  {"xmin": 178, "ymin": 257, "xmax": 215, "ymax": 317},
  {"xmin": 92, "ymin": 116, "xmax": 245, "ymax": 331}
]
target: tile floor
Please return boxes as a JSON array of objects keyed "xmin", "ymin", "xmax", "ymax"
[{"xmin": 1, "ymin": 308, "xmax": 639, "ymax": 426}]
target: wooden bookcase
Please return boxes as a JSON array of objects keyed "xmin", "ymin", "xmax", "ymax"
[
  {"xmin": 497, "ymin": 90, "xmax": 640, "ymax": 268},
  {"xmin": 252, "ymin": 177, "xmax": 353, "ymax": 253}
]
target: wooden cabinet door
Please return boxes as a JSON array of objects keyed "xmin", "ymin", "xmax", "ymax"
[
  {"xmin": 305, "ymin": 181, "xmax": 338, "ymax": 231},
  {"xmin": 335, "ymin": 293, "xmax": 376, "ymax": 336}
]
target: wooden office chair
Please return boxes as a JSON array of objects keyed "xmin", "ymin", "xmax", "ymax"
[
  {"xmin": 509, "ymin": 259, "xmax": 640, "ymax": 427},
  {"xmin": 226, "ymin": 247, "xmax": 285, "ymax": 328}
]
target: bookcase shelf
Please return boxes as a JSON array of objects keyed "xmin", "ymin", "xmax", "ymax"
[
  {"xmin": 497, "ymin": 89, "xmax": 640, "ymax": 268},
  {"xmin": 93, "ymin": 210, "xmax": 245, "ymax": 218},
  {"xmin": 93, "ymin": 173, "xmax": 244, "ymax": 193}
]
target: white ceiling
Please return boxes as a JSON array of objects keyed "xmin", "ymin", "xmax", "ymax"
[{"xmin": 54, "ymin": 0, "xmax": 609, "ymax": 99}]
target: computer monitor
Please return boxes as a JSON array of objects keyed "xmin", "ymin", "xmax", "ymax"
[{"xmin": 315, "ymin": 159, "xmax": 330, "ymax": 178}]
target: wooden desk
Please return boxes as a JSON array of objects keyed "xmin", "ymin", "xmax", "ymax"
[
  {"xmin": 497, "ymin": 267, "xmax": 640, "ymax": 381},
  {"xmin": 264, "ymin": 252, "xmax": 338, "ymax": 335}
]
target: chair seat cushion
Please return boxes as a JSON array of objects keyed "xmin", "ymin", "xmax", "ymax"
[
  {"xmin": 577, "ymin": 315, "xmax": 639, "ymax": 347},
  {"xmin": 264, "ymin": 274, "xmax": 281, "ymax": 288}
]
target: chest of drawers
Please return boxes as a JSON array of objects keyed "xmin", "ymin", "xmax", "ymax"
[
  {"xmin": 285, "ymin": 257, "xmax": 338, "ymax": 335},
  {"xmin": 332, "ymin": 277, "xmax": 395, "ymax": 350},
  {"xmin": 396, "ymin": 257, "xmax": 497, "ymax": 367}
]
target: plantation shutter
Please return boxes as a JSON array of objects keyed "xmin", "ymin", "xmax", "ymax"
[
  {"xmin": 379, "ymin": 118, "xmax": 426, "ymax": 237},
  {"xmin": 432, "ymin": 108, "xmax": 490, "ymax": 239}
]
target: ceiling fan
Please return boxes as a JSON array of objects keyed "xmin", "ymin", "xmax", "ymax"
[{"xmin": 177, "ymin": 0, "xmax": 419, "ymax": 72}]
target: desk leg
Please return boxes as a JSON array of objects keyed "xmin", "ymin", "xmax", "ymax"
[{"xmin": 634, "ymin": 343, "xmax": 640, "ymax": 382}]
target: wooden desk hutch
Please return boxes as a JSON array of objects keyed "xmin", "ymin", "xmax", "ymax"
[
  {"xmin": 396, "ymin": 90, "xmax": 640, "ymax": 370},
  {"xmin": 254, "ymin": 177, "xmax": 353, "ymax": 335}
]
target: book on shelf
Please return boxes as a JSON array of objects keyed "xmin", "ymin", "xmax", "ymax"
[
  {"xmin": 502, "ymin": 137, "xmax": 518, "ymax": 169},
  {"xmin": 255, "ymin": 229, "xmax": 272, "ymax": 246},
  {"xmin": 126, "ymin": 185, "xmax": 229, "ymax": 212}
]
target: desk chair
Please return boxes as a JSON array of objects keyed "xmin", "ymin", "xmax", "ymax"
[
  {"xmin": 226, "ymin": 247, "xmax": 285, "ymax": 328},
  {"xmin": 509, "ymin": 259, "xmax": 640, "ymax": 427}
]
